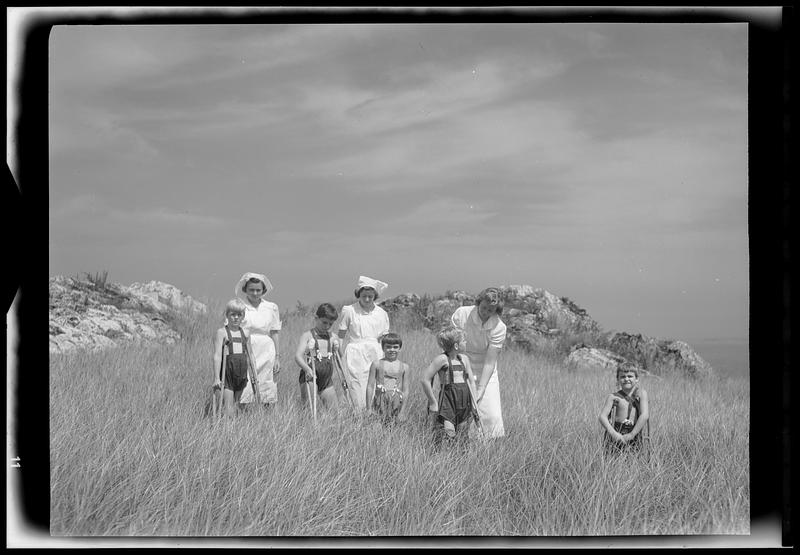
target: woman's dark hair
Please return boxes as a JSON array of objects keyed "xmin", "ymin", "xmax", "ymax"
[
  {"xmin": 242, "ymin": 277, "xmax": 266, "ymax": 293},
  {"xmin": 380, "ymin": 332, "xmax": 402, "ymax": 348},
  {"xmin": 354, "ymin": 286, "xmax": 379, "ymax": 300},
  {"xmin": 316, "ymin": 303, "xmax": 339, "ymax": 320},
  {"xmin": 474, "ymin": 287, "xmax": 504, "ymax": 314}
]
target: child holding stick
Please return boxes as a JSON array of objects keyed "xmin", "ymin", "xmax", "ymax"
[
  {"xmin": 295, "ymin": 303, "xmax": 342, "ymax": 412},
  {"xmin": 599, "ymin": 361, "xmax": 650, "ymax": 455},
  {"xmin": 212, "ymin": 299, "xmax": 256, "ymax": 417}
]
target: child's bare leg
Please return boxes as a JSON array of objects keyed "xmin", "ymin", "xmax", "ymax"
[
  {"xmin": 223, "ymin": 388, "xmax": 236, "ymax": 417},
  {"xmin": 299, "ymin": 382, "xmax": 310, "ymax": 408},
  {"xmin": 390, "ymin": 392, "xmax": 402, "ymax": 417},
  {"xmin": 319, "ymin": 386, "xmax": 338, "ymax": 409},
  {"xmin": 442, "ymin": 419, "xmax": 457, "ymax": 443}
]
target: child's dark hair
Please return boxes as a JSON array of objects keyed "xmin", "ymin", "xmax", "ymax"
[
  {"xmin": 380, "ymin": 332, "xmax": 402, "ymax": 348},
  {"xmin": 315, "ymin": 303, "xmax": 338, "ymax": 320},
  {"xmin": 616, "ymin": 361, "xmax": 640, "ymax": 378}
]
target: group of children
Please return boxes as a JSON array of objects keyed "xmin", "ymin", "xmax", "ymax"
[{"xmin": 213, "ymin": 299, "xmax": 650, "ymax": 453}]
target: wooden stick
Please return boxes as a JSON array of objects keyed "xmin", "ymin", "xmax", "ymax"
[
  {"xmin": 465, "ymin": 376, "xmax": 484, "ymax": 438},
  {"xmin": 244, "ymin": 335, "xmax": 262, "ymax": 406},
  {"xmin": 333, "ymin": 351, "xmax": 356, "ymax": 413},
  {"xmin": 310, "ymin": 356, "xmax": 318, "ymax": 423}
]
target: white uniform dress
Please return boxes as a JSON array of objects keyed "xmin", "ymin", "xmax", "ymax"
[
  {"xmin": 239, "ymin": 299, "xmax": 281, "ymax": 405},
  {"xmin": 339, "ymin": 302, "xmax": 390, "ymax": 410},
  {"xmin": 451, "ymin": 305, "xmax": 506, "ymax": 438}
]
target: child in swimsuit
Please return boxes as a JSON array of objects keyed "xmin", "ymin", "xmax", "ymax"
[
  {"xmin": 420, "ymin": 326, "xmax": 479, "ymax": 445},
  {"xmin": 295, "ymin": 303, "xmax": 341, "ymax": 410},
  {"xmin": 212, "ymin": 299, "xmax": 255, "ymax": 417},
  {"xmin": 599, "ymin": 361, "xmax": 650, "ymax": 455},
  {"xmin": 366, "ymin": 332, "xmax": 410, "ymax": 423}
]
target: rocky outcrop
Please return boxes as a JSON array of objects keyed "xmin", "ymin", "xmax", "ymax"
[
  {"xmin": 607, "ymin": 332, "xmax": 713, "ymax": 379},
  {"xmin": 49, "ymin": 276, "xmax": 207, "ymax": 355},
  {"xmin": 565, "ymin": 346, "xmax": 627, "ymax": 372},
  {"xmin": 381, "ymin": 285, "xmax": 601, "ymax": 352},
  {"xmin": 379, "ymin": 285, "xmax": 712, "ymax": 378}
]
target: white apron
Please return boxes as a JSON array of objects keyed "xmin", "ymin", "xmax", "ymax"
[
  {"xmin": 339, "ymin": 303, "xmax": 390, "ymax": 411},
  {"xmin": 239, "ymin": 300, "xmax": 280, "ymax": 405}
]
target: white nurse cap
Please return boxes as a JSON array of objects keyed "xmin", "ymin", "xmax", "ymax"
[{"xmin": 356, "ymin": 275, "xmax": 388, "ymax": 295}]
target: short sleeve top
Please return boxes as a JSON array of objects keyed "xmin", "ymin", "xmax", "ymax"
[
  {"xmin": 451, "ymin": 305, "xmax": 506, "ymax": 365},
  {"xmin": 338, "ymin": 303, "xmax": 390, "ymax": 342},
  {"xmin": 242, "ymin": 300, "xmax": 282, "ymax": 337}
]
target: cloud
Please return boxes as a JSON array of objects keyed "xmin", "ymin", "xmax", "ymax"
[{"xmin": 50, "ymin": 195, "xmax": 226, "ymax": 230}]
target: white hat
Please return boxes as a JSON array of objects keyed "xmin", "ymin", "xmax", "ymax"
[
  {"xmin": 356, "ymin": 275, "xmax": 388, "ymax": 296},
  {"xmin": 235, "ymin": 272, "xmax": 274, "ymax": 301}
]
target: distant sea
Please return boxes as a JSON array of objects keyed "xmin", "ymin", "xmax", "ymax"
[{"xmin": 685, "ymin": 337, "xmax": 749, "ymax": 378}]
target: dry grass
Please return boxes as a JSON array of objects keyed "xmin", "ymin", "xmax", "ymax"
[{"xmin": 50, "ymin": 304, "xmax": 749, "ymax": 536}]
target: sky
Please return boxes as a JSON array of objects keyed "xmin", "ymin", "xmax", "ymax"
[{"xmin": 45, "ymin": 17, "xmax": 749, "ymax": 342}]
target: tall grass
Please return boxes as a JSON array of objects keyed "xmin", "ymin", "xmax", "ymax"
[{"xmin": 50, "ymin": 307, "xmax": 749, "ymax": 536}]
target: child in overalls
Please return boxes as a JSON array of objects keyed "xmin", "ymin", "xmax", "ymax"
[
  {"xmin": 420, "ymin": 326, "xmax": 479, "ymax": 445},
  {"xmin": 212, "ymin": 299, "xmax": 255, "ymax": 417},
  {"xmin": 599, "ymin": 361, "xmax": 650, "ymax": 455},
  {"xmin": 294, "ymin": 303, "xmax": 341, "ymax": 411},
  {"xmin": 366, "ymin": 332, "xmax": 410, "ymax": 423}
]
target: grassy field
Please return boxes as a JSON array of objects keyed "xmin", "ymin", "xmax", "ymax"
[{"xmin": 49, "ymin": 301, "xmax": 749, "ymax": 536}]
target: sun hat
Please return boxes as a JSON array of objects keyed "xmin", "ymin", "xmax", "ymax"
[
  {"xmin": 355, "ymin": 275, "xmax": 388, "ymax": 296},
  {"xmin": 235, "ymin": 272, "xmax": 274, "ymax": 302}
]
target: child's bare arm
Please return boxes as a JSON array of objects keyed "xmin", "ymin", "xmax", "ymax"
[
  {"xmin": 598, "ymin": 394, "xmax": 620, "ymax": 438},
  {"xmin": 366, "ymin": 361, "xmax": 378, "ymax": 408},
  {"xmin": 624, "ymin": 389, "xmax": 649, "ymax": 440},
  {"xmin": 212, "ymin": 329, "xmax": 226, "ymax": 386},
  {"xmin": 396, "ymin": 362, "xmax": 411, "ymax": 420},
  {"xmin": 420, "ymin": 355, "xmax": 443, "ymax": 410},
  {"xmin": 401, "ymin": 362, "xmax": 411, "ymax": 400},
  {"xmin": 294, "ymin": 332, "xmax": 313, "ymax": 379}
]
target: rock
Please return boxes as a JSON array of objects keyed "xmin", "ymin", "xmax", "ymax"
[
  {"xmin": 378, "ymin": 284, "xmax": 711, "ymax": 378},
  {"xmin": 128, "ymin": 281, "xmax": 207, "ymax": 316},
  {"xmin": 607, "ymin": 331, "xmax": 713, "ymax": 378},
  {"xmin": 381, "ymin": 285, "xmax": 600, "ymax": 352},
  {"xmin": 49, "ymin": 276, "xmax": 204, "ymax": 355},
  {"xmin": 565, "ymin": 346, "xmax": 627, "ymax": 371}
]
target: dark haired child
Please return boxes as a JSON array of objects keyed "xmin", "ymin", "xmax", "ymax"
[
  {"xmin": 212, "ymin": 299, "xmax": 255, "ymax": 417},
  {"xmin": 295, "ymin": 303, "xmax": 342, "ymax": 411},
  {"xmin": 599, "ymin": 362, "xmax": 650, "ymax": 455},
  {"xmin": 366, "ymin": 332, "xmax": 410, "ymax": 423},
  {"xmin": 420, "ymin": 326, "xmax": 479, "ymax": 445}
]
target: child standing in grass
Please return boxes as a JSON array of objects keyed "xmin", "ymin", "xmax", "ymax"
[
  {"xmin": 366, "ymin": 332, "xmax": 410, "ymax": 423},
  {"xmin": 420, "ymin": 326, "xmax": 479, "ymax": 445},
  {"xmin": 599, "ymin": 361, "xmax": 650, "ymax": 455},
  {"xmin": 212, "ymin": 299, "xmax": 255, "ymax": 417},
  {"xmin": 295, "ymin": 303, "xmax": 342, "ymax": 411}
]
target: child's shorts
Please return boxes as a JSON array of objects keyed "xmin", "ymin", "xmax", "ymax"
[
  {"xmin": 372, "ymin": 387, "xmax": 403, "ymax": 419},
  {"xmin": 298, "ymin": 357, "xmax": 334, "ymax": 394},
  {"xmin": 604, "ymin": 421, "xmax": 643, "ymax": 454},
  {"xmin": 438, "ymin": 383, "xmax": 472, "ymax": 427},
  {"xmin": 224, "ymin": 354, "xmax": 249, "ymax": 392}
]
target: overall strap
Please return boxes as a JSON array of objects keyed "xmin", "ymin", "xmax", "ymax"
[
  {"xmin": 614, "ymin": 390, "xmax": 639, "ymax": 421},
  {"xmin": 224, "ymin": 325, "xmax": 246, "ymax": 356},
  {"xmin": 445, "ymin": 353, "xmax": 455, "ymax": 385},
  {"xmin": 310, "ymin": 328, "xmax": 331, "ymax": 358}
]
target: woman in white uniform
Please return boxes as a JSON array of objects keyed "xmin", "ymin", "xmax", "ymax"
[
  {"xmin": 235, "ymin": 272, "xmax": 281, "ymax": 406},
  {"xmin": 338, "ymin": 276, "xmax": 390, "ymax": 411},
  {"xmin": 450, "ymin": 287, "xmax": 506, "ymax": 438}
]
